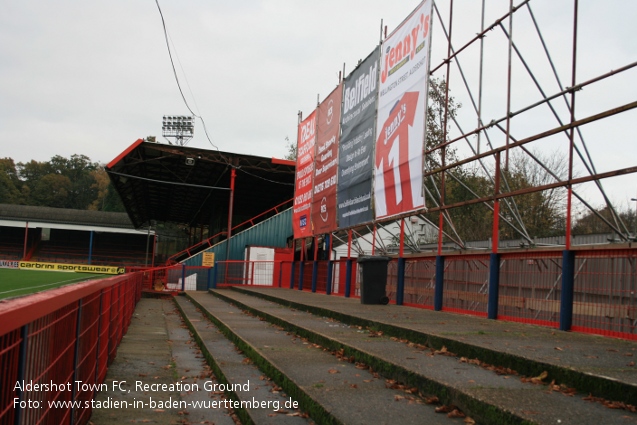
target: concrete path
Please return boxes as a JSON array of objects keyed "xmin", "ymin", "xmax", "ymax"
[{"xmin": 91, "ymin": 297, "xmax": 235, "ymax": 425}]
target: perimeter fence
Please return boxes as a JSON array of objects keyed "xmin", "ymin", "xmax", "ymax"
[
  {"xmin": 0, "ymin": 272, "xmax": 142, "ymax": 425},
  {"xmin": 151, "ymin": 247, "xmax": 634, "ymax": 341}
]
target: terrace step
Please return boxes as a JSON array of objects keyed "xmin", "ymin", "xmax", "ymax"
[
  {"xmin": 179, "ymin": 292, "xmax": 469, "ymax": 425},
  {"xmin": 190, "ymin": 287, "xmax": 637, "ymax": 425},
  {"xmin": 173, "ymin": 295, "xmax": 311, "ymax": 425}
]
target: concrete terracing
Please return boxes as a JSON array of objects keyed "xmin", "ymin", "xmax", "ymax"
[{"xmin": 91, "ymin": 288, "xmax": 637, "ymax": 425}]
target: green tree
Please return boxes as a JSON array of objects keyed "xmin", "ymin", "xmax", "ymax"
[
  {"xmin": 50, "ymin": 154, "xmax": 99, "ymax": 209},
  {"xmin": 0, "ymin": 158, "xmax": 23, "ymax": 204},
  {"xmin": 102, "ymin": 182, "xmax": 126, "ymax": 212},
  {"xmin": 283, "ymin": 137, "xmax": 296, "ymax": 161},
  {"xmin": 572, "ymin": 205, "xmax": 635, "ymax": 236},
  {"xmin": 498, "ymin": 150, "xmax": 568, "ymax": 239},
  {"xmin": 17, "ymin": 154, "xmax": 99, "ymax": 209},
  {"xmin": 30, "ymin": 173, "xmax": 72, "ymax": 208}
]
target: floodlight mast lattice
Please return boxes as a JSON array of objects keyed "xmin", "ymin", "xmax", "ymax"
[{"xmin": 162, "ymin": 115, "xmax": 195, "ymax": 146}]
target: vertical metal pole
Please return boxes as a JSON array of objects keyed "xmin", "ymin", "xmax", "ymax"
[
  {"xmin": 225, "ymin": 167, "xmax": 236, "ymax": 262},
  {"xmin": 345, "ymin": 258, "xmax": 353, "ymax": 298},
  {"xmin": 438, "ymin": 0, "xmax": 454, "ymax": 256},
  {"xmin": 493, "ymin": 152, "xmax": 501, "ymax": 254},
  {"xmin": 345, "ymin": 229, "xmax": 353, "ymax": 297},
  {"xmin": 70, "ymin": 299, "xmax": 83, "ymax": 424},
  {"xmin": 181, "ymin": 264, "xmax": 186, "ymax": 291},
  {"xmin": 290, "ymin": 239, "xmax": 296, "ymax": 289},
  {"xmin": 15, "ymin": 325, "xmax": 28, "ymax": 425},
  {"xmin": 151, "ymin": 233, "xmax": 157, "ymax": 267},
  {"xmin": 94, "ymin": 290, "xmax": 104, "ymax": 384},
  {"xmin": 23, "ymin": 221, "xmax": 29, "ymax": 259},
  {"xmin": 145, "ymin": 226, "xmax": 151, "ymax": 266},
  {"xmin": 371, "ymin": 224, "xmax": 377, "ymax": 255},
  {"xmin": 565, "ymin": 0, "xmax": 579, "ymax": 250},
  {"xmin": 396, "ymin": 219, "xmax": 406, "ymax": 305},
  {"xmin": 311, "ymin": 236, "xmax": 318, "ymax": 293},
  {"xmin": 560, "ymin": 250, "xmax": 576, "ymax": 331},
  {"xmin": 298, "ymin": 238, "xmax": 305, "ymax": 290},
  {"xmin": 504, "ymin": 0, "xmax": 514, "ymax": 170},
  {"xmin": 326, "ymin": 234, "xmax": 333, "ymax": 295},
  {"xmin": 488, "ymin": 254, "xmax": 501, "ymax": 319},
  {"xmin": 88, "ymin": 230, "xmax": 94, "ymax": 265},
  {"xmin": 477, "ymin": 0, "xmax": 486, "ymax": 155},
  {"xmin": 434, "ymin": 256, "xmax": 445, "ymax": 311}
]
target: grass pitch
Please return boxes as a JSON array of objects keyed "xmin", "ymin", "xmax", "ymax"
[{"xmin": 0, "ymin": 269, "xmax": 102, "ymax": 300}]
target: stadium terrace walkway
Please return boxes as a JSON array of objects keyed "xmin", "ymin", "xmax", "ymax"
[{"xmin": 96, "ymin": 287, "xmax": 637, "ymax": 425}]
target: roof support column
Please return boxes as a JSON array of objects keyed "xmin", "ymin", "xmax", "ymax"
[{"xmin": 225, "ymin": 167, "xmax": 237, "ymax": 261}]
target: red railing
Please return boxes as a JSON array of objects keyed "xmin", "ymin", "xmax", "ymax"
[
  {"xmin": 132, "ymin": 246, "xmax": 636, "ymax": 341},
  {"xmin": 0, "ymin": 272, "xmax": 142, "ymax": 425}
]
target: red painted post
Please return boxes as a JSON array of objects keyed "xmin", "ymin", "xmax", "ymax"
[{"xmin": 23, "ymin": 221, "xmax": 29, "ymax": 260}]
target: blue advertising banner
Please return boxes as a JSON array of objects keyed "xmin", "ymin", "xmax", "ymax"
[{"xmin": 337, "ymin": 46, "xmax": 380, "ymax": 229}]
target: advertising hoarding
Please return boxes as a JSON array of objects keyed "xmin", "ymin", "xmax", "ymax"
[
  {"xmin": 337, "ymin": 46, "xmax": 381, "ymax": 229},
  {"xmin": 293, "ymin": 111, "xmax": 317, "ymax": 238},
  {"xmin": 374, "ymin": 0, "xmax": 432, "ymax": 219},
  {"xmin": 311, "ymin": 84, "xmax": 343, "ymax": 234}
]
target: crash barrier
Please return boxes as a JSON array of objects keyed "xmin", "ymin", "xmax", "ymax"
[
  {"xmin": 0, "ymin": 272, "xmax": 142, "ymax": 425},
  {"xmin": 287, "ymin": 248, "xmax": 636, "ymax": 341},
  {"xmin": 134, "ymin": 247, "xmax": 636, "ymax": 340},
  {"xmin": 131, "ymin": 261, "xmax": 282, "ymax": 292}
]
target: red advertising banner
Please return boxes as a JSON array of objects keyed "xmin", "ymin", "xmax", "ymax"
[
  {"xmin": 293, "ymin": 111, "xmax": 317, "ymax": 238},
  {"xmin": 374, "ymin": 0, "xmax": 432, "ymax": 219},
  {"xmin": 311, "ymin": 84, "xmax": 342, "ymax": 234}
]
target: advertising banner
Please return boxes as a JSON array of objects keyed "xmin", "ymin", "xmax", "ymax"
[
  {"xmin": 0, "ymin": 260, "xmax": 19, "ymax": 269},
  {"xmin": 337, "ymin": 46, "xmax": 380, "ymax": 229},
  {"xmin": 374, "ymin": 0, "xmax": 432, "ymax": 219},
  {"xmin": 311, "ymin": 83, "xmax": 342, "ymax": 234},
  {"xmin": 18, "ymin": 261, "xmax": 125, "ymax": 274},
  {"xmin": 293, "ymin": 110, "xmax": 317, "ymax": 238}
]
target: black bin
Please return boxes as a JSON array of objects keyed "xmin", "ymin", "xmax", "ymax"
[{"xmin": 357, "ymin": 256, "xmax": 391, "ymax": 305}]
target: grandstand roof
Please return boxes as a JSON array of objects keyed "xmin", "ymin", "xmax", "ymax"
[
  {"xmin": 106, "ymin": 139, "xmax": 296, "ymax": 229},
  {"xmin": 0, "ymin": 203, "xmax": 137, "ymax": 231}
]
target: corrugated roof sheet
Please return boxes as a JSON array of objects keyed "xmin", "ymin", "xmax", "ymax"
[{"xmin": 0, "ymin": 204, "xmax": 134, "ymax": 229}]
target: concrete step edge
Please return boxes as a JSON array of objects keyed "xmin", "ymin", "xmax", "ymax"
[
  {"xmin": 227, "ymin": 286, "xmax": 637, "ymax": 406},
  {"xmin": 209, "ymin": 289, "xmax": 535, "ymax": 425},
  {"xmin": 181, "ymin": 293, "xmax": 343, "ymax": 425}
]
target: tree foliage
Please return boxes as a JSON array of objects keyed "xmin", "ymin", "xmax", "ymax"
[{"xmin": 0, "ymin": 154, "xmax": 125, "ymax": 212}]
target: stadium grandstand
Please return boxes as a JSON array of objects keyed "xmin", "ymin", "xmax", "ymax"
[
  {"xmin": 0, "ymin": 203, "xmax": 152, "ymax": 268},
  {"xmin": 105, "ymin": 138, "xmax": 297, "ymax": 262}
]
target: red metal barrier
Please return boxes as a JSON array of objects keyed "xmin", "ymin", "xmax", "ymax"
[
  {"xmin": 0, "ymin": 272, "xmax": 142, "ymax": 425},
  {"xmin": 442, "ymin": 254, "xmax": 490, "ymax": 317},
  {"xmin": 571, "ymin": 249, "xmax": 637, "ymax": 340},
  {"xmin": 402, "ymin": 257, "xmax": 436, "ymax": 309},
  {"xmin": 215, "ymin": 261, "xmax": 279, "ymax": 287},
  {"xmin": 498, "ymin": 251, "xmax": 563, "ymax": 327}
]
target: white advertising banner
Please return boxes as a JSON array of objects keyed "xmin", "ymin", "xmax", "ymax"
[{"xmin": 374, "ymin": 0, "xmax": 432, "ymax": 219}]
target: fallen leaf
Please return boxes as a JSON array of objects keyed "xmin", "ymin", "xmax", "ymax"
[
  {"xmin": 424, "ymin": 396, "xmax": 439, "ymax": 405},
  {"xmin": 448, "ymin": 409, "xmax": 466, "ymax": 418},
  {"xmin": 435, "ymin": 405, "xmax": 453, "ymax": 413}
]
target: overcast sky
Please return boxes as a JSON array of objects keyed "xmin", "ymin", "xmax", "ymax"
[{"xmin": 1, "ymin": 0, "xmax": 636, "ymax": 209}]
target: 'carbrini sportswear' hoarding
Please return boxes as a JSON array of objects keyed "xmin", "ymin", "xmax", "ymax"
[
  {"xmin": 337, "ymin": 46, "xmax": 380, "ymax": 228},
  {"xmin": 312, "ymin": 84, "xmax": 342, "ymax": 234},
  {"xmin": 293, "ymin": 111, "xmax": 316, "ymax": 238},
  {"xmin": 374, "ymin": 0, "xmax": 432, "ymax": 219}
]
